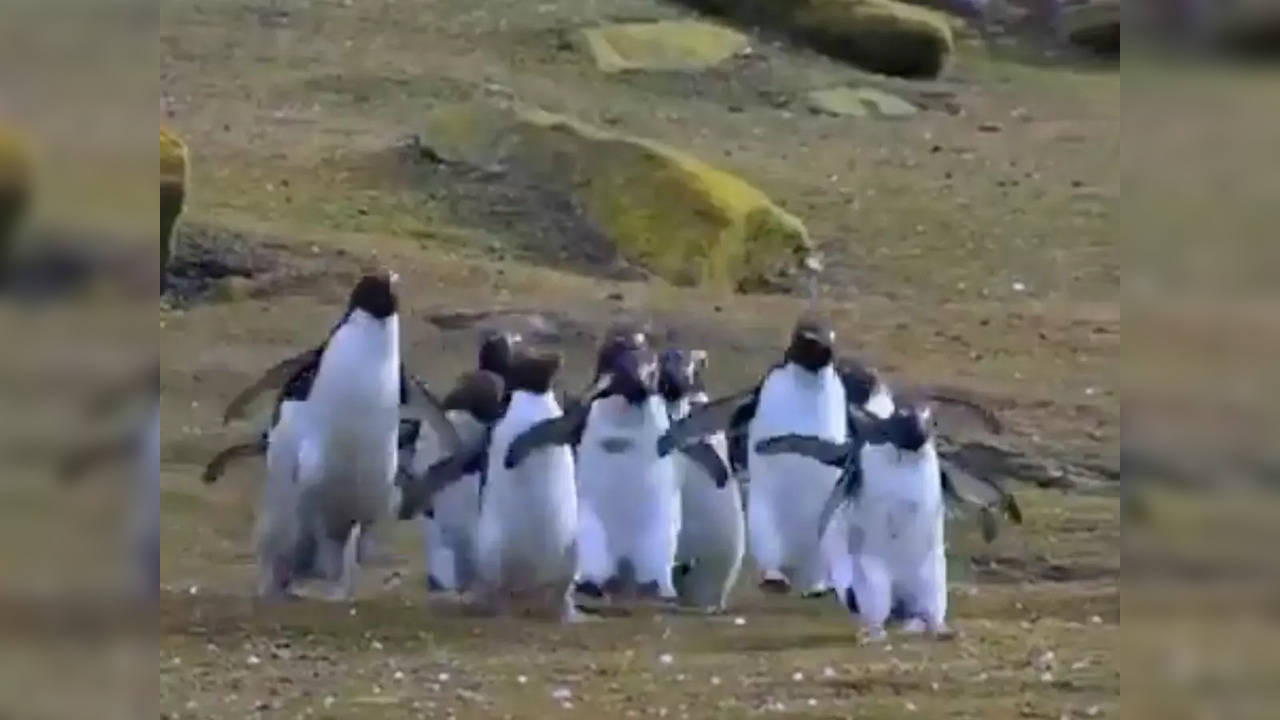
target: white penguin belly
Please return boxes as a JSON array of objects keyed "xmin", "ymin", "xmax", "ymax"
[
  {"xmin": 674, "ymin": 432, "xmax": 744, "ymax": 609},
  {"xmin": 850, "ymin": 444, "xmax": 944, "ymax": 574},
  {"xmin": 747, "ymin": 365, "xmax": 847, "ymax": 587},
  {"xmin": 576, "ymin": 396, "xmax": 679, "ymax": 588},
  {"xmin": 477, "ymin": 394, "xmax": 577, "ymax": 591}
]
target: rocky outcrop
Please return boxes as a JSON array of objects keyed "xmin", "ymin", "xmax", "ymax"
[
  {"xmin": 581, "ymin": 21, "xmax": 750, "ymax": 73},
  {"xmin": 680, "ymin": 0, "xmax": 955, "ymax": 78},
  {"xmin": 161, "ymin": 128, "xmax": 189, "ymax": 287},
  {"xmin": 418, "ymin": 103, "xmax": 811, "ymax": 291}
]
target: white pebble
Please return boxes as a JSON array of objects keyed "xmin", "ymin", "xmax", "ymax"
[
  {"xmin": 733, "ymin": 617, "xmax": 747, "ymax": 626},
  {"xmin": 659, "ymin": 653, "xmax": 674, "ymax": 665},
  {"xmin": 905, "ymin": 701, "xmax": 918, "ymax": 712},
  {"xmin": 437, "ymin": 672, "xmax": 450, "ymax": 682},
  {"xmin": 516, "ymin": 675, "xmax": 528, "ymax": 685},
  {"xmin": 370, "ymin": 640, "xmax": 383, "ymax": 651},
  {"xmin": 1012, "ymin": 281, "xmax": 1027, "ymax": 292},
  {"xmin": 551, "ymin": 687, "xmax": 572, "ymax": 701},
  {"xmin": 188, "ymin": 584, "xmax": 200, "ymax": 595},
  {"xmin": 323, "ymin": 696, "xmax": 335, "ymax": 709},
  {"xmin": 807, "ymin": 698, "xmax": 818, "ymax": 707},
  {"xmin": 349, "ymin": 607, "xmax": 357, "ymax": 616},
  {"xmin": 562, "ymin": 701, "xmax": 574, "ymax": 710},
  {"xmin": 1090, "ymin": 615, "xmax": 1103, "ymax": 624},
  {"xmin": 1040, "ymin": 671, "xmax": 1054, "ymax": 683},
  {"xmin": 710, "ymin": 676, "xmax": 721, "ymax": 686},
  {"xmin": 791, "ymin": 671, "xmax": 804, "ymax": 682},
  {"xmin": 822, "ymin": 666, "xmax": 836, "ymax": 678},
  {"xmin": 393, "ymin": 670, "xmax": 405, "ymax": 681},
  {"xmin": 246, "ymin": 654, "xmax": 261, "ymax": 666}
]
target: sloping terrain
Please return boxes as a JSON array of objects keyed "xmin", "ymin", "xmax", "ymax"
[{"xmin": 154, "ymin": 1, "xmax": 1118, "ymax": 718}]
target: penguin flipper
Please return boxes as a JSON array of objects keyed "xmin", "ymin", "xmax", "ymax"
[
  {"xmin": 202, "ymin": 436, "xmax": 268, "ymax": 484},
  {"xmin": 401, "ymin": 372, "xmax": 463, "ymax": 455},
  {"xmin": 657, "ymin": 388, "xmax": 757, "ymax": 457},
  {"xmin": 817, "ymin": 465, "xmax": 862, "ymax": 539},
  {"xmin": 938, "ymin": 458, "xmax": 1022, "ymax": 541},
  {"xmin": 504, "ymin": 410, "xmax": 587, "ymax": 469},
  {"xmin": 754, "ymin": 434, "xmax": 853, "ymax": 468},
  {"xmin": 223, "ymin": 347, "xmax": 321, "ymax": 424},
  {"xmin": 396, "ymin": 440, "xmax": 487, "ymax": 520},
  {"xmin": 678, "ymin": 441, "xmax": 731, "ymax": 488}
]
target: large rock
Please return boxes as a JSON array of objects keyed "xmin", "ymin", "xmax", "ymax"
[
  {"xmin": 0, "ymin": 125, "xmax": 32, "ymax": 269},
  {"xmin": 681, "ymin": 0, "xmax": 954, "ymax": 78},
  {"xmin": 420, "ymin": 103, "xmax": 810, "ymax": 290},
  {"xmin": 1061, "ymin": 0, "xmax": 1121, "ymax": 54},
  {"xmin": 581, "ymin": 21, "xmax": 750, "ymax": 73},
  {"xmin": 160, "ymin": 128, "xmax": 188, "ymax": 286}
]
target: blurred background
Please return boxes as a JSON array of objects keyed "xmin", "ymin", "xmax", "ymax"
[{"xmin": 0, "ymin": 0, "xmax": 1275, "ymax": 718}]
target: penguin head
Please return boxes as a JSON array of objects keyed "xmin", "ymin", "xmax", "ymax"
[
  {"xmin": 658, "ymin": 348, "xmax": 708, "ymax": 402},
  {"xmin": 880, "ymin": 403, "xmax": 935, "ymax": 453},
  {"xmin": 505, "ymin": 349, "xmax": 562, "ymax": 396},
  {"xmin": 594, "ymin": 322, "xmax": 650, "ymax": 379},
  {"xmin": 443, "ymin": 369, "xmax": 505, "ymax": 424},
  {"xmin": 347, "ymin": 270, "xmax": 399, "ymax": 320},
  {"xmin": 836, "ymin": 358, "xmax": 880, "ymax": 408},
  {"xmin": 601, "ymin": 345, "xmax": 660, "ymax": 406},
  {"xmin": 785, "ymin": 317, "xmax": 835, "ymax": 373},
  {"xmin": 477, "ymin": 330, "xmax": 522, "ymax": 380}
]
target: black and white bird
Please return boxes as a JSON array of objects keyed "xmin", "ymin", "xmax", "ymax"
[
  {"xmin": 225, "ymin": 272, "xmax": 456, "ymax": 599},
  {"xmin": 755, "ymin": 400, "xmax": 1019, "ymax": 640},
  {"xmin": 658, "ymin": 317, "xmax": 849, "ymax": 596},
  {"xmin": 661, "ymin": 348, "xmax": 744, "ymax": 612}
]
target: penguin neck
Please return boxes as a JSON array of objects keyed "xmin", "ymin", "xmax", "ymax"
[
  {"xmin": 311, "ymin": 310, "xmax": 400, "ymax": 408},
  {"xmin": 507, "ymin": 389, "xmax": 561, "ymax": 417},
  {"xmin": 785, "ymin": 360, "xmax": 835, "ymax": 386}
]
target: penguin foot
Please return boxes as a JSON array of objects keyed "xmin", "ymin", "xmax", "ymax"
[
  {"xmin": 426, "ymin": 574, "xmax": 450, "ymax": 593},
  {"xmin": 901, "ymin": 618, "xmax": 928, "ymax": 635},
  {"xmin": 929, "ymin": 623, "xmax": 957, "ymax": 641},
  {"xmin": 800, "ymin": 587, "xmax": 834, "ymax": 600},
  {"xmin": 758, "ymin": 570, "xmax": 791, "ymax": 594},
  {"xmin": 861, "ymin": 625, "xmax": 888, "ymax": 644}
]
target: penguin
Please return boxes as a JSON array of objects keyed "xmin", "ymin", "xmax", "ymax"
[
  {"xmin": 412, "ymin": 330, "xmax": 520, "ymax": 593},
  {"xmin": 571, "ymin": 335, "xmax": 683, "ymax": 600},
  {"xmin": 661, "ymin": 348, "xmax": 744, "ymax": 612},
  {"xmin": 755, "ymin": 401, "xmax": 1022, "ymax": 641},
  {"xmin": 657, "ymin": 317, "xmax": 848, "ymax": 596},
  {"xmin": 249, "ymin": 271, "xmax": 455, "ymax": 599},
  {"xmin": 408, "ymin": 368, "xmax": 505, "ymax": 593},
  {"xmin": 472, "ymin": 349, "xmax": 581, "ymax": 619}
]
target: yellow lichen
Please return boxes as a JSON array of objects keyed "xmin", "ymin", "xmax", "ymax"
[{"xmin": 581, "ymin": 21, "xmax": 750, "ymax": 73}]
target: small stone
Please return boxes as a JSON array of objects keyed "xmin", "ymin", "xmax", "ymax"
[
  {"xmin": 710, "ymin": 676, "xmax": 721, "ymax": 686},
  {"xmin": 1090, "ymin": 615, "xmax": 1103, "ymax": 624},
  {"xmin": 323, "ymin": 696, "xmax": 335, "ymax": 709},
  {"xmin": 246, "ymin": 654, "xmax": 261, "ymax": 666},
  {"xmin": 188, "ymin": 584, "xmax": 200, "ymax": 595},
  {"xmin": 1040, "ymin": 671, "xmax": 1054, "ymax": 683},
  {"xmin": 807, "ymin": 698, "xmax": 818, "ymax": 707},
  {"xmin": 905, "ymin": 701, "xmax": 918, "ymax": 712},
  {"xmin": 733, "ymin": 617, "xmax": 747, "ymax": 626},
  {"xmin": 1012, "ymin": 281, "xmax": 1027, "ymax": 292},
  {"xmin": 1086, "ymin": 705, "xmax": 1102, "ymax": 717},
  {"xmin": 393, "ymin": 670, "xmax": 405, "ymax": 681},
  {"xmin": 979, "ymin": 122, "xmax": 1004, "ymax": 133},
  {"xmin": 791, "ymin": 671, "xmax": 804, "ymax": 682},
  {"xmin": 822, "ymin": 666, "xmax": 836, "ymax": 678},
  {"xmin": 1031, "ymin": 650, "xmax": 1056, "ymax": 673},
  {"xmin": 370, "ymin": 640, "xmax": 383, "ymax": 651},
  {"xmin": 437, "ymin": 672, "xmax": 450, "ymax": 682},
  {"xmin": 551, "ymin": 687, "xmax": 572, "ymax": 701},
  {"xmin": 516, "ymin": 675, "xmax": 528, "ymax": 684},
  {"xmin": 659, "ymin": 653, "xmax": 674, "ymax": 665}
]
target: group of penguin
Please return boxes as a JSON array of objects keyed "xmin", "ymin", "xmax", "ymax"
[{"xmin": 206, "ymin": 272, "xmax": 1022, "ymax": 638}]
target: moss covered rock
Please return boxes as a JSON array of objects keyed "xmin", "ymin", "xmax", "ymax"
[
  {"xmin": 420, "ymin": 103, "xmax": 810, "ymax": 290},
  {"xmin": 679, "ymin": 0, "xmax": 954, "ymax": 78},
  {"xmin": 0, "ymin": 126, "xmax": 32, "ymax": 270},
  {"xmin": 1061, "ymin": 0, "xmax": 1120, "ymax": 55},
  {"xmin": 581, "ymin": 21, "xmax": 750, "ymax": 73},
  {"xmin": 160, "ymin": 128, "xmax": 188, "ymax": 285}
]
